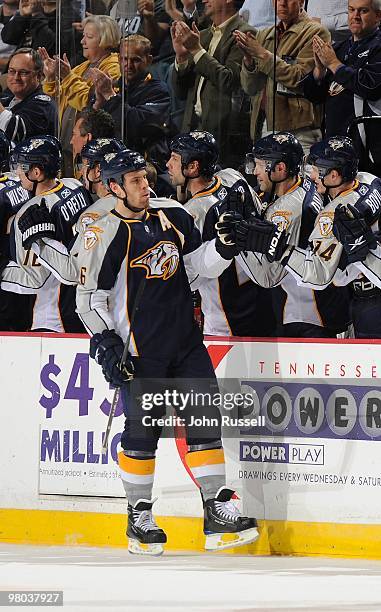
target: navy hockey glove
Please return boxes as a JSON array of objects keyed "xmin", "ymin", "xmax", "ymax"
[
  {"xmin": 18, "ymin": 198, "xmax": 56, "ymax": 250},
  {"xmin": 90, "ymin": 329, "xmax": 134, "ymax": 387},
  {"xmin": 215, "ymin": 211, "xmax": 243, "ymax": 259},
  {"xmin": 333, "ymin": 204, "xmax": 378, "ymax": 264},
  {"xmin": 236, "ymin": 218, "xmax": 289, "ymax": 263},
  {"xmin": 227, "ymin": 184, "xmax": 260, "ymax": 220}
]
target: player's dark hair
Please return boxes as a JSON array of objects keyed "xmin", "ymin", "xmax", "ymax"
[{"xmin": 77, "ymin": 109, "xmax": 115, "ymax": 139}]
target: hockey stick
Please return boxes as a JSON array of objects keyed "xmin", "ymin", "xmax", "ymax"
[{"xmin": 102, "ymin": 275, "xmax": 146, "ymax": 455}]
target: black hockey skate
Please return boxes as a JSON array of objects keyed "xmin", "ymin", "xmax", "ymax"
[
  {"xmin": 204, "ymin": 487, "xmax": 259, "ymax": 551},
  {"xmin": 127, "ymin": 498, "xmax": 167, "ymax": 556}
]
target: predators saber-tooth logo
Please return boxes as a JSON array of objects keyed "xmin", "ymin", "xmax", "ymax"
[
  {"xmin": 271, "ymin": 210, "xmax": 292, "ymax": 232},
  {"xmin": 80, "ymin": 212, "xmax": 100, "ymax": 233},
  {"xmin": 318, "ymin": 212, "xmax": 334, "ymax": 237},
  {"xmin": 83, "ymin": 225, "xmax": 103, "ymax": 249},
  {"xmin": 130, "ymin": 241, "xmax": 180, "ymax": 280}
]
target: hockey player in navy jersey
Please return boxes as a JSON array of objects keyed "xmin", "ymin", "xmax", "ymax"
[
  {"xmin": 0, "ymin": 135, "xmax": 92, "ymax": 331},
  {"xmin": 58, "ymin": 148, "xmax": 258, "ymax": 555},
  {"xmin": 0, "ymin": 130, "xmax": 32, "ymax": 330},
  {"xmin": 167, "ymin": 131, "xmax": 275, "ymax": 337},
  {"xmin": 220, "ymin": 132, "xmax": 351, "ymax": 337}
]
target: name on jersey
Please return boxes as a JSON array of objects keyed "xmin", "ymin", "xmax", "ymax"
[
  {"xmin": 364, "ymin": 188, "xmax": 381, "ymax": 215},
  {"xmin": 60, "ymin": 191, "xmax": 89, "ymax": 222},
  {"xmin": 7, "ymin": 185, "xmax": 29, "ymax": 209}
]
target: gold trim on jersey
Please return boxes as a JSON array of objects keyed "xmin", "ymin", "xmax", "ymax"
[
  {"xmin": 41, "ymin": 181, "xmax": 64, "ymax": 196},
  {"xmin": 340, "ymin": 180, "xmax": 359, "ymax": 198},
  {"xmin": 285, "ymin": 177, "xmax": 302, "ymax": 195},
  {"xmin": 191, "ymin": 177, "xmax": 222, "ymax": 199}
]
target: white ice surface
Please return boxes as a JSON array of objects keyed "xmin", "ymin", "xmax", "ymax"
[{"xmin": 1, "ymin": 544, "xmax": 381, "ymax": 611}]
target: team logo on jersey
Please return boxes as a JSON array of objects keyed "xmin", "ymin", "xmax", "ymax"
[
  {"xmin": 318, "ymin": 212, "xmax": 334, "ymax": 237},
  {"xmin": 130, "ymin": 241, "xmax": 179, "ymax": 280},
  {"xmin": 80, "ymin": 212, "xmax": 100, "ymax": 233},
  {"xmin": 271, "ymin": 210, "xmax": 291, "ymax": 232},
  {"xmin": 83, "ymin": 224, "xmax": 103, "ymax": 249},
  {"xmin": 35, "ymin": 94, "xmax": 51, "ymax": 102},
  {"xmin": 217, "ymin": 187, "xmax": 228, "ymax": 201},
  {"xmin": 359, "ymin": 184, "xmax": 369, "ymax": 196},
  {"xmin": 328, "ymin": 81, "xmax": 345, "ymax": 97},
  {"xmin": 61, "ymin": 188, "xmax": 71, "ymax": 199}
]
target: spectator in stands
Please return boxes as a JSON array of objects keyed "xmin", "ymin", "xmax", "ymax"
[
  {"xmin": 0, "ymin": 47, "xmax": 56, "ymax": 141},
  {"xmin": 40, "ymin": 14, "xmax": 121, "ymax": 175},
  {"xmin": 70, "ymin": 108, "xmax": 116, "ymax": 169},
  {"xmin": 306, "ymin": 0, "xmax": 349, "ymax": 43},
  {"xmin": 171, "ymin": 0, "xmax": 254, "ymax": 168},
  {"xmin": 1, "ymin": 0, "xmax": 57, "ymax": 57},
  {"xmin": 90, "ymin": 34, "xmax": 171, "ymax": 171},
  {"xmin": 240, "ymin": 0, "xmax": 274, "ymax": 29},
  {"xmin": 109, "ymin": 0, "xmax": 172, "ymax": 61},
  {"xmin": 236, "ymin": 0, "xmax": 330, "ymax": 153},
  {"xmin": 302, "ymin": 0, "xmax": 381, "ymax": 175},
  {"xmin": 165, "ymin": 0, "xmax": 208, "ymax": 28},
  {"xmin": 0, "ymin": 0, "xmax": 18, "ymax": 74}
]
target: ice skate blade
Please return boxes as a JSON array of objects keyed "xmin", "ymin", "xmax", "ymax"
[
  {"xmin": 128, "ymin": 538, "xmax": 164, "ymax": 556},
  {"xmin": 205, "ymin": 527, "xmax": 259, "ymax": 551}
]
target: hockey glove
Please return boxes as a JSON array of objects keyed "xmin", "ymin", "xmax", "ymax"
[
  {"xmin": 236, "ymin": 218, "xmax": 289, "ymax": 263},
  {"xmin": 215, "ymin": 211, "xmax": 243, "ymax": 260},
  {"xmin": 90, "ymin": 329, "xmax": 134, "ymax": 387},
  {"xmin": 333, "ymin": 204, "xmax": 378, "ymax": 264},
  {"xmin": 18, "ymin": 198, "xmax": 56, "ymax": 250}
]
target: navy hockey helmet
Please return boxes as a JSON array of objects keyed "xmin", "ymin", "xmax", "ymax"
[
  {"xmin": 11, "ymin": 135, "xmax": 62, "ymax": 178},
  {"xmin": 100, "ymin": 148, "xmax": 147, "ymax": 187},
  {"xmin": 249, "ymin": 131, "xmax": 304, "ymax": 179},
  {"xmin": 170, "ymin": 131, "xmax": 219, "ymax": 178},
  {"xmin": 80, "ymin": 138, "xmax": 126, "ymax": 169},
  {"xmin": 0, "ymin": 130, "xmax": 11, "ymax": 171},
  {"xmin": 308, "ymin": 136, "xmax": 359, "ymax": 184}
]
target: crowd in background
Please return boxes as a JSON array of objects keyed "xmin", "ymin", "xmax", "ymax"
[{"xmin": 0, "ymin": 0, "xmax": 381, "ymax": 337}]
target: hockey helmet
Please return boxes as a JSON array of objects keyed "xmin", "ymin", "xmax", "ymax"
[
  {"xmin": 80, "ymin": 138, "xmax": 126, "ymax": 169},
  {"xmin": 11, "ymin": 135, "xmax": 62, "ymax": 178},
  {"xmin": 308, "ymin": 136, "xmax": 359, "ymax": 183},
  {"xmin": 170, "ymin": 131, "xmax": 219, "ymax": 178},
  {"xmin": 100, "ymin": 148, "xmax": 146, "ymax": 187},
  {"xmin": 249, "ymin": 131, "xmax": 304, "ymax": 179}
]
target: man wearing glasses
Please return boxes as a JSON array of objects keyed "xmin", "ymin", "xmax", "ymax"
[{"xmin": 0, "ymin": 47, "xmax": 57, "ymax": 142}]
